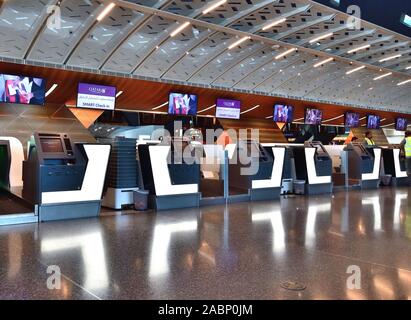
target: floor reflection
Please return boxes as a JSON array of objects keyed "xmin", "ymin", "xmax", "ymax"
[{"xmin": 0, "ymin": 188, "xmax": 411, "ymax": 299}]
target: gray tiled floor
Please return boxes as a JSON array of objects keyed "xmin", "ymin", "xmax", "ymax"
[{"xmin": 0, "ymin": 187, "xmax": 411, "ymax": 300}]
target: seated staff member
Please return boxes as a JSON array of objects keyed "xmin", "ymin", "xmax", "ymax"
[
  {"xmin": 364, "ymin": 131, "xmax": 376, "ymax": 146},
  {"xmin": 400, "ymin": 131, "xmax": 411, "ymax": 174}
]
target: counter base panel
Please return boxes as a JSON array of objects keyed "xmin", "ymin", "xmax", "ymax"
[
  {"xmin": 392, "ymin": 177, "xmax": 410, "ymax": 187},
  {"xmin": 39, "ymin": 201, "xmax": 101, "ymax": 222},
  {"xmin": 152, "ymin": 193, "xmax": 201, "ymax": 211},
  {"xmin": 306, "ymin": 183, "xmax": 333, "ymax": 195},
  {"xmin": 250, "ymin": 187, "xmax": 281, "ymax": 201},
  {"xmin": 361, "ymin": 179, "xmax": 380, "ymax": 189}
]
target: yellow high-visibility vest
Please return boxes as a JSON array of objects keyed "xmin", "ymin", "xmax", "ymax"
[
  {"xmin": 405, "ymin": 137, "xmax": 411, "ymax": 158},
  {"xmin": 365, "ymin": 137, "xmax": 375, "ymax": 146}
]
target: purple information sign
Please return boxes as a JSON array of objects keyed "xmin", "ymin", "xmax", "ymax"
[
  {"xmin": 77, "ymin": 83, "xmax": 117, "ymax": 111},
  {"xmin": 215, "ymin": 99, "xmax": 241, "ymax": 119}
]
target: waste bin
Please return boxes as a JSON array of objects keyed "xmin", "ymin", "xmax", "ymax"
[
  {"xmin": 294, "ymin": 180, "xmax": 306, "ymax": 195},
  {"xmin": 381, "ymin": 174, "xmax": 392, "ymax": 186},
  {"xmin": 133, "ymin": 189, "xmax": 149, "ymax": 211}
]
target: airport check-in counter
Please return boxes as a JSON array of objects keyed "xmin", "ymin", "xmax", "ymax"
[
  {"xmin": 0, "ymin": 137, "xmax": 24, "ymax": 192},
  {"xmin": 138, "ymin": 138, "xmax": 201, "ymax": 210},
  {"xmin": 22, "ymin": 133, "xmax": 111, "ymax": 222},
  {"xmin": 345, "ymin": 143, "xmax": 381, "ymax": 189},
  {"xmin": 381, "ymin": 147, "xmax": 408, "ymax": 186},
  {"xmin": 291, "ymin": 142, "xmax": 333, "ymax": 195},
  {"xmin": 227, "ymin": 140, "xmax": 285, "ymax": 201}
]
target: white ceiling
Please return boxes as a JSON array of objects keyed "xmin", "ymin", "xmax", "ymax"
[{"xmin": 0, "ymin": 0, "xmax": 410, "ymax": 114}]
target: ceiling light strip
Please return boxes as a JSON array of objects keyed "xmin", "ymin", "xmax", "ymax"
[
  {"xmin": 322, "ymin": 114, "xmax": 344, "ymax": 123},
  {"xmin": 397, "ymin": 79, "xmax": 411, "ymax": 86},
  {"xmin": 45, "ymin": 84, "xmax": 58, "ymax": 97},
  {"xmin": 152, "ymin": 101, "xmax": 168, "ymax": 110},
  {"xmin": 202, "ymin": 0, "xmax": 227, "ymax": 15},
  {"xmin": 228, "ymin": 36, "xmax": 250, "ymax": 50},
  {"xmin": 275, "ymin": 48, "xmax": 297, "ymax": 60},
  {"xmin": 347, "ymin": 44, "xmax": 371, "ymax": 54},
  {"xmin": 346, "ymin": 65, "xmax": 366, "ymax": 75},
  {"xmin": 170, "ymin": 21, "xmax": 191, "ymax": 37},
  {"xmin": 379, "ymin": 54, "xmax": 402, "ymax": 63},
  {"xmin": 97, "ymin": 3, "xmax": 116, "ymax": 22},
  {"xmin": 262, "ymin": 18, "xmax": 287, "ymax": 31},
  {"xmin": 197, "ymin": 104, "xmax": 216, "ymax": 114},
  {"xmin": 240, "ymin": 105, "xmax": 260, "ymax": 115},
  {"xmin": 313, "ymin": 57, "xmax": 334, "ymax": 68},
  {"xmin": 373, "ymin": 72, "xmax": 392, "ymax": 80},
  {"xmin": 309, "ymin": 32, "xmax": 334, "ymax": 44}
]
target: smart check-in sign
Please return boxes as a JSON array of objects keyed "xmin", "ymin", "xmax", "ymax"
[
  {"xmin": 77, "ymin": 83, "xmax": 116, "ymax": 111},
  {"xmin": 215, "ymin": 99, "xmax": 241, "ymax": 119}
]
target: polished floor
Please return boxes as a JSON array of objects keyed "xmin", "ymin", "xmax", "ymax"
[{"xmin": 0, "ymin": 188, "xmax": 411, "ymax": 300}]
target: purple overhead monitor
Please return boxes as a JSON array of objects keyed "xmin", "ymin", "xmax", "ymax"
[
  {"xmin": 395, "ymin": 117, "xmax": 408, "ymax": 131},
  {"xmin": 215, "ymin": 99, "xmax": 241, "ymax": 119},
  {"xmin": 345, "ymin": 112, "xmax": 360, "ymax": 128},
  {"xmin": 367, "ymin": 115, "xmax": 380, "ymax": 129},
  {"xmin": 76, "ymin": 83, "xmax": 117, "ymax": 111},
  {"xmin": 1, "ymin": 74, "xmax": 46, "ymax": 105},
  {"xmin": 168, "ymin": 93, "xmax": 198, "ymax": 116},
  {"xmin": 305, "ymin": 108, "xmax": 323, "ymax": 125},
  {"xmin": 273, "ymin": 104, "xmax": 294, "ymax": 123}
]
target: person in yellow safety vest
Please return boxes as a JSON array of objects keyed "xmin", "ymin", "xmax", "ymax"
[
  {"xmin": 400, "ymin": 131, "xmax": 411, "ymax": 174},
  {"xmin": 364, "ymin": 131, "xmax": 376, "ymax": 146}
]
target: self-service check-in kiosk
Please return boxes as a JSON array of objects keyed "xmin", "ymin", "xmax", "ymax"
[
  {"xmin": 138, "ymin": 138, "xmax": 201, "ymax": 210},
  {"xmin": 22, "ymin": 133, "xmax": 111, "ymax": 222},
  {"xmin": 228, "ymin": 140, "xmax": 285, "ymax": 201},
  {"xmin": 382, "ymin": 147, "xmax": 408, "ymax": 186},
  {"xmin": 292, "ymin": 142, "xmax": 333, "ymax": 195},
  {"xmin": 345, "ymin": 143, "xmax": 381, "ymax": 189}
]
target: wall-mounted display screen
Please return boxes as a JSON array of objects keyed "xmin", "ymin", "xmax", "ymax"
[
  {"xmin": 273, "ymin": 104, "xmax": 294, "ymax": 123},
  {"xmin": 168, "ymin": 93, "xmax": 198, "ymax": 116},
  {"xmin": 396, "ymin": 117, "xmax": 408, "ymax": 131},
  {"xmin": 215, "ymin": 99, "xmax": 241, "ymax": 119},
  {"xmin": 345, "ymin": 112, "xmax": 360, "ymax": 128},
  {"xmin": 0, "ymin": 74, "xmax": 46, "ymax": 105},
  {"xmin": 40, "ymin": 138, "xmax": 64, "ymax": 153},
  {"xmin": 305, "ymin": 108, "xmax": 323, "ymax": 125},
  {"xmin": 367, "ymin": 115, "xmax": 381, "ymax": 129},
  {"xmin": 76, "ymin": 83, "xmax": 117, "ymax": 111}
]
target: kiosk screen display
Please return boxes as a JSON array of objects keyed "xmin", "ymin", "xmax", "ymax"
[
  {"xmin": 396, "ymin": 118, "xmax": 408, "ymax": 131},
  {"xmin": 0, "ymin": 74, "xmax": 46, "ymax": 105},
  {"xmin": 367, "ymin": 115, "xmax": 380, "ymax": 129},
  {"xmin": 168, "ymin": 93, "xmax": 198, "ymax": 116},
  {"xmin": 215, "ymin": 99, "xmax": 241, "ymax": 119},
  {"xmin": 305, "ymin": 108, "xmax": 323, "ymax": 125},
  {"xmin": 77, "ymin": 83, "xmax": 117, "ymax": 110},
  {"xmin": 273, "ymin": 104, "xmax": 294, "ymax": 123},
  {"xmin": 40, "ymin": 138, "xmax": 64, "ymax": 153},
  {"xmin": 345, "ymin": 112, "xmax": 360, "ymax": 128}
]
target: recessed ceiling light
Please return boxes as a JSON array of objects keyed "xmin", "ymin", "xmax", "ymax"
[
  {"xmin": 152, "ymin": 101, "xmax": 168, "ymax": 110},
  {"xmin": 240, "ymin": 105, "xmax": 260, "ymax": 115},
  {"xmin": 116, "ymin": 91, "xmax": 123, "ymax": 98}
]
